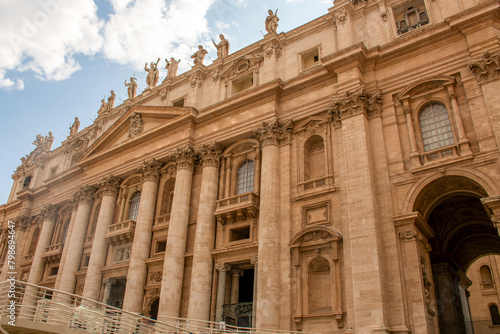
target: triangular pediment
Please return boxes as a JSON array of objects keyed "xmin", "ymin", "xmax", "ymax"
[
  {"xmin": 81, "ymin": 105, "xmax": 195, "ymax": 160},
  {"xmin": 294, "ymin": 114, "xmax": 328, "ymax": 133}
]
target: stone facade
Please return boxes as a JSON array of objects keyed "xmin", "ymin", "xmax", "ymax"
[{"xmin": 1, "ymin": 0, "xmax": 500, "ymax": 333}]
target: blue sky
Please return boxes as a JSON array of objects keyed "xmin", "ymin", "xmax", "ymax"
[{"xmin": 0, "ymin": 0, "xmax": 332, "ymax": 204}]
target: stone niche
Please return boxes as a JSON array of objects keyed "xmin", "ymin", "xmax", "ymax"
[{"xmin": 289, "ymin": 226, "xmax": 344, "ymax": 331}]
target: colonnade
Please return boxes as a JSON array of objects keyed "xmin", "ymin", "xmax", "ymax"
[{"xmin": 18, "ymin": 119, "xmax": 291, "ymax": 329}]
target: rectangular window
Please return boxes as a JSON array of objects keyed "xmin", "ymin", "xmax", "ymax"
[
  {"xmin": 156, "ymin": 240, "xmax": 167, "ymax": 253},
  {"xmin": 230, "ymin": 226, "xmax": 251, "ymax": 242},
  {"xmin": 23, "ymin": 175, "xmax": 32, "ymax": 189},
  {"xmin": 393, "ymin": 0, "xmax": 429, "ymax": 35},
  {"xmin": 301, "ymin": 49, "xmax": 320, "ymax": 70},
  {"xmin": 49, "ymin": 267, "xmax": 59, "ymax": 276},
  {"xmin": 232, "ymin": 74, "xmax": 254, "ymax": 95}
]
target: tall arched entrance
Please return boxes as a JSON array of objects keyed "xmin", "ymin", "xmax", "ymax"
[{"xmin": 395, "ymin": 175, "xmax": 500, "ymax": 334}]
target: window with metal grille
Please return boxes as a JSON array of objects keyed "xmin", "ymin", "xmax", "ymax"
[
  {"xmin": 236, "ymin": 160, "xmax": 255, "ymax": 195},
  {"xmin": 419, "ymin": 103, "xmax": 454, "ymax": 152},
  {"xmin": 128, "ymin": 191, "xmax": 141, "ymax": 221}
]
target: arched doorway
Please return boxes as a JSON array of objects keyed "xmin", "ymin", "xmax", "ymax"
[
  {"xmin": 411, "ymin": 176, "xmax": 500, "ymax": 334},
  {"xmin": 149, "ymin": 298, "xmax": 159, "ymax": 320}
]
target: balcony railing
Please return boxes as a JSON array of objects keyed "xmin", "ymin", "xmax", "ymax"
[
  {"xmin": 105, "ymin": 220, "xmax": 136, "ymax": 246},
  {"xmin": 297, "ymin": 175, "xmax": 333, "ymax": 193},
  {"xmin": 84, "ymin": 235, "xmax": 94, "ymax": 247},
  {"xmin": 154, "ymin": 213, "xmax": 171, "ymax": 226},
  {"xmin": 223, "ymin": 302, "xmax": 253, "ymax": 327},
  {"xmin": 42, "ymin": 243, "xmax": 64, "ymax": 263},
  {"xmin": 215, "ymin": 193, "xmax": 259, "ymax": 224},
  {"xmin": 423, "ymin": 146, "xmax": 458, "ymax": 163}
]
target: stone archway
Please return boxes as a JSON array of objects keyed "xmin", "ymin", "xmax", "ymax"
[{"xmin": 399, "ymin": 175, "xmax": 500, "ymax": 334}]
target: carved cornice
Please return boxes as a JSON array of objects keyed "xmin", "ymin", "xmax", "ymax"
[
  {"xmin": 467, "ymin": 51, "xmax": 500, "ymax": 82},
  {"xmin": 139, "ymin": 159, "xmax": 164, "ymax": 183},
  {"xmin": 215, "ymin": 263, "xmax": 231, "ymax": 272},
  {"xmin": 328, "ymin": 86, "xmax": 382, "ymax": 123},
  {"xmin": 171, "ymin": 145, "xmax": 197, "ymax": 171},
  {"xmin": 99, "ymin": 175, "xmax": 122, "ymax": 196},
  {"xmin": 41, "ymin": 204, "xmax": 58, "ymax": 222},
  {"xmin": 72, "ymin": 185, "xmax": 97, "ymax": 205},
  {"xmin": 253, "ymin": 118, "xmax": 293, "ymax": 147},
  {"xmin": 199, "ymin": 142, "xmax": 223, "ymax": 168}
]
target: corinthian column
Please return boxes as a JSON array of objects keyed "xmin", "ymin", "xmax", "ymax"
[
  {"xmin": 57, "ymin": 185, "xmax": 96, "ymax": 296},
  {"xmin": 158, "ymin": 145, "xmax": 196, "ymax": 321},
  {"xmin": 187, "ymin": 142, "xmax": 222, "ymax": 321},
  {"xmin": 122, "ymin": 159, "xmax": 163, "ymax": 313},
  {"xmin": 82, "ymin": 175, "xmax": 121, "ymax": 302},
  {"xmin": 253, "ymin": 118, "xmax": 292, "ymax": 329}
]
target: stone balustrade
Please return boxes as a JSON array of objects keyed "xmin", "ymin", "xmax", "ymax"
[
  {"xmin": 105, "ymin": 220, "xmax": 136, "ymax": 246},
  {"xmin": 42, "ymin": 243, "xmax": 64, "ymax": 263},
  {"xmin": 215, "ymin": 192, "xmax": 259, "ymax": 224}
]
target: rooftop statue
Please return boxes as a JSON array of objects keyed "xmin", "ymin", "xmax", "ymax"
[
  {"xmin": 70, "ymin": 117, "xmax": 80, "ymax": 136},
  {"xmin": 191, "ymin": 45, "xmax": 208, "ymax": 66},
  {"xmin": 165, "ymin": 57, "xmax": 181, "ymax": 79},
  {"xmin": 98, "ymin": 99, "xmax": 107, "ymax": 115},
  {"xmin": 125, "ymin": 77, "xmax": 138, "ymax": 100},
  {"xmin": 212, "ymin": 34, "xmax": 230, "ymax": 58},
  {"xmin": 265, "ymin": 9, "xmax": 279, "ymax": 34},
  {"xmin": 107, "ymin": 90, "xmax": 116, "ymax": 111},
  {"xmin": 145, "ymin": 58, "xmax": 161, "ymax": 89}
]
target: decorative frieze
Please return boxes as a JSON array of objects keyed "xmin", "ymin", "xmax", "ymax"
[
  {"xmin": 72, "ymin": 185, "xmax": 97, "ymax": 205},
  {"xmin": 171, "ymin": 145, "xmax": 197, "ymax": 171},
  {"xmin": 467, "ymin": 51, "xmax": 500, "ymax": 82},
  {"xmin": 253, "ymin": 118, "xmax": 293, "ymax": 147},
  {"xmin": 198, "ymin": 141, "xmax": 223, "ymax": 168},
  {"xmin": 328, "ymin": 86, "xmax": 383, "ymax": 123},
  {"xmin": 41, "ymin": 204, "xmax": 58, "ymax": 222},
  {"xmin": 139, "ymin": 158, "xmax": 163, "ymax": 183},
  {"xmin": 128, "ymin": 112, "xmax": 144, "ymax": 138},
  {"xmin": 99, "ymin": 175, "xmax": 122, "ymax": 196}
]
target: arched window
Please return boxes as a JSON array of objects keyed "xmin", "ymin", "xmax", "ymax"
[
  {"xmin": 308, "ymin": 256, "xmax": 331, "ymax": 314},
  {"xmin": 128, "ymin": 191, "xmax": 141, "ymax": 221},
  {"xmin": 160, "ymin": 179, "xmax": 175, "ymax": 216},
  {"xmin": 419, "ymin": 103, "xmax": 454, "ymax": 151},
  {"xmin": 304, "ymin": 135, "xmax": 325, "ymax": 180},
  {"xmin": 28, "ymin": 227, "xmax": 40, "ymax": 255},
  {"xmin": 236, "ymin": 160, "xmax": 255, "ymax": 195},
  {"xmin": 480, "ymin": 265, "xmax": 494, "ymax": 289},
  {"xmin": 490, "ymin": 304, "xmax": 500, "ymax": 325}
]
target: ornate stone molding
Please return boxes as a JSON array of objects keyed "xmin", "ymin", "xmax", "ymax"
[
  {"xmin": 171, "ymin": 145, "xmax": 197, "ymax": 171},
  {"xmin": 41, "ymin": 204, "xmax": 58, "ymax": 222},
  {"xmin": 253, "ymin": 118, "xmax": 293, "ymax": 147},
  {"xmin": 139, "ymin": 159, "xmax": 164, "ymax": 183},
  {"xmin": 17, "ymin": 133, "xmax": 54, "ymax": 172},
  {"xmin": 99, "ymin": 175, "xmax": 122, "ymax": 196},
  {"xmin": 467, "ymin": 51, "xmax": 500, "ymax": 82},
  {"xmin": 149, "ymin": 271, "xmax": 162, "ymax": 283},
  {"xmin": 189, "ymin": 71, "xmax": 205, "ymax": 89},
  {"xmin": 72, "ymin": 185, "xmax": 97, "ymax": 205},
  {"xmin": 15, "ymin": 214, "xmax": 32, "ymax": 231},
  {"xmin": 250, "ymin": 257, "xmax": 258, "ymax": 266},
  {"xmin": 232, "ymin": 268, "xmax": 244, "ymax": 277},
  {"xmin": 215, "ymin": 263, "xmax": 231, "ymax": 272},
  {"xmin": 128, "ymin": 112, "xmax": 144, "ymax": 138},
  {"xmin": 199, "ymin": 141, "xmax": 223, "ymax": 168},
  {"xmin": 328, "ymin": 86, "xmax": 383, "ymax": 123},
  {"xmin": 399, "ymin": 228, "xmax": 431, "ymax": 251}
]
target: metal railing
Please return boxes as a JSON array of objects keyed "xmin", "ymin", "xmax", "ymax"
[{"xmin": 0, "ymin": 280, "xmax": 318, "ymax": 334}]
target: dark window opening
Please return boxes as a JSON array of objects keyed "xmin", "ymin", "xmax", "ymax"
[
  {"xmin": 23, "ymin": 176, "xmax": 32, "ymax": 189},
  {"xmin": 83, "ymin": 256, "xmax": 90, "ymax": 268},
  {"xmin": 49, "ymin": 267, "xmax": 59, "ymax": 276},
  {"xmin": 490, "ymin": 304, "xmax": 500, "ymax": 325},
  {"xmin": 230, "ymin": 226, "xmax": 250, "ymax": 242},
  {"xmin": 172, "ymin": 98, "xmax": 185, "ymax": 107},
  {"xmin": 156, "ymin": 240, "xmax": 167, "ymax": 253}
]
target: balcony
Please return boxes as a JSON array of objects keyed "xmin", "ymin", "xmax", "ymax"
[
  {"xmin": 423, "ymin": 146, "xmax": 458, "ymax": 163},
  {"xmin": 83, "ymin": 235, "xmax": 94, "ymax": 248},
  {"xmin": 154, "ymin": 213, "xmax": 170, "ymax": 226},
  {"xmin": 223, "ymin": 302, "xmax": 253, "ymax": 327},
  {"xmin": 105, "ymin": 220, "xmax": 136, "ymax": 246},
  {"xmin": 42, "ymin": 243, "xmax": 64, "ymax": 263},
  {"xmin": 215, "ymin": 193, "xmax": 259, "ymax": 225}
]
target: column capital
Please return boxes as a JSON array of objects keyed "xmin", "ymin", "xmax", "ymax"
[
  {"xmin": 14, "ymin": 214, "xmax": 32, "ymax": 231},
  {"xmin": 99, "ymin": 175, "xmax": 122, "ymax": 196},
  {"xmin": 232, "ymin": 268, "xmax": 244, "ymax": 277},
  {"xmin": 72, "ymin": 185, "xmax": 97, "ymax": 205},
  {"xmin": 171, "ymin": 144, "xmax": 197, "ymax": 171},
  {"xmin": 104, "ymin": 278, "xmax": 116, "ymax": 286},
  {"xmin": 250, "ymin": 256, "xmax": 258, "ymax": 266},
  {"xmin": 328, "ymin": 86, "xmax": 383, "ymax": 120},
  {"xmin": 198, "ymin": 141, "xmax": 223, "ymax": 168},
  {"xmin": 215, "ymin": 263, "xmax": 231, "ymax": 272},
  {"xmin": 253, "ymin": 118, "xmax": 292, "ymax": 147},
  {"xmin": 41, "ymin": 204, "xmax": 58, "ymax": 222},
  {"xmin": 139, "ymin": 158, "xmax": 164, "ymax": 183},
  {"xmin": 399, "ymin": 228, "xmax": 431, "ymax": 251}
]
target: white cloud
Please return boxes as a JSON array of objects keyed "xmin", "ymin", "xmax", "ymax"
[
  {"xmin": 0, "ymin": 0, "xmax": 217, "ymax": 90},
  {"xmin": 0, "ymin": 0, "xmax": 103, "ymax": 88},
  {"xmin": 102, "ymin": 0, "xmax": 216, "ymax": 74},
  {"xmin": 215, "ymin": 20, "xmax": 230, "ymax": 31}
]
